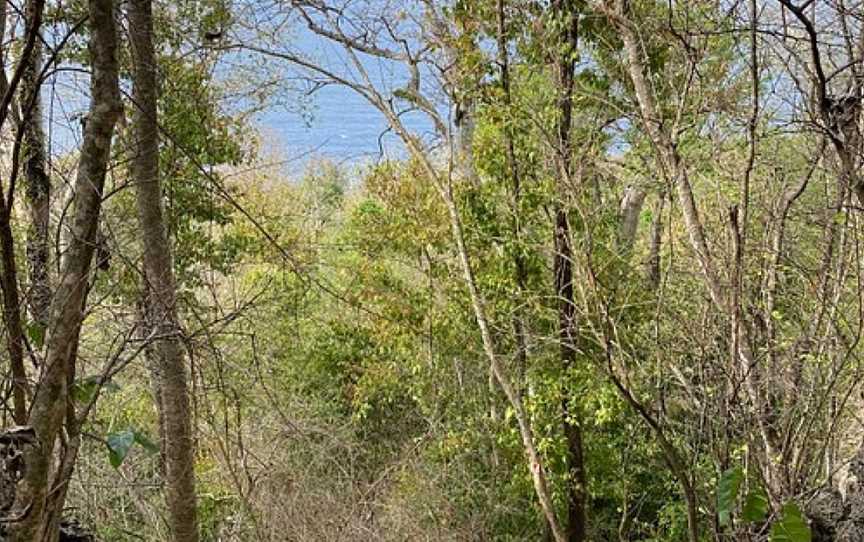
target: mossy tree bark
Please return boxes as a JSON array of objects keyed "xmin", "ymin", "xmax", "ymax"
[{"xmin": 8, "ymin": 0, "xmax": 122, "ymax": 539}]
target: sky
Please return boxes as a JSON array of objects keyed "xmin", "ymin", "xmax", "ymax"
[
  {"xmin": 233, "ymin": 0, "xmax": 438, "ymax": 176},
  {"xmin": 36, "ymin": 1, "xmax": 438, "ymax": 180}
]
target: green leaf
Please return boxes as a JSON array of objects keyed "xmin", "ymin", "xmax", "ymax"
[
  {"xmin": 133, "ymin": 431, "xmax": 160, "ymax": 454},
  {"xmin": 742, "ymin": 487, "xmax": 770, "ymax": 523},
  {"xmin": 717, "ymin": 466, "xmax": 744, "ymax": 526},
  {"xmin": 106, "ymin": 430, "xmax": 136, "ymax": 469},
  {"xmin": 72, "ymin": 376, "xmax": 119, "ymax": 404},
  {"xmin": 770, "ymin": 502, "xmax": 811, "ymax": 542}
]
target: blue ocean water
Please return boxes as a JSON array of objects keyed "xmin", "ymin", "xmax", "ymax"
[
  {"xmin": 248, "ymin": 8, "xmax": 436, "ymax": 176},
  {"xmin": 254, "ymin": 79, "xmax": 434, "ymax": 176},
  {"xmin": 46, "ymin": 69, "xmax": 430, "ymax": 177},
  {"xmin": 258, "ymin": 86, "xmax": 397, "ymax": 164},
  {"xmin": 41, "ymin": 4, "xmax": 437, "ymax": 178}
]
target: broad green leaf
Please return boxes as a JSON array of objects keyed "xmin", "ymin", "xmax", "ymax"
[
  {"xmin": 106, "ymin": 430, "xmax": 136, "ymax": 469},
  {"xmin": 133, "ymin": 431, "xmax": 160, "ymax": 454},
  {"xmin": 770, "ymin": 503, "xmax": 811, "ymax": 542},
  {"xmin": 717, "ymin": 466, "xmax": 744, "ymax": 526},
  {"xmin": 742, "ymin": 487, "xmax": 770, "ymax": 523}
]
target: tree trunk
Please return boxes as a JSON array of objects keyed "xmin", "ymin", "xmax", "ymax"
[
  {"xmin": 129, "ymin": 0, "xmax": 200, "ymax": 540},
  {"xmin": 22, "ymin": 0, "xmax": 51, "ymax": 334},
  {"xmin": 644, "ymin": 193, "xmax": 665, "ymax": 289},
  {"xmin": 0, "ymin": 0, "xmax": 47, "ymax": 426},
  {"xmin": 442, "ymin": 180, "xmax": 567, "ymax": 542},
  {"xmin": 597, "ymin": 3, "xmax": 709, "ymax": 540},
  {"xmin": 286, "ymin": 16, "xmax": 567, "ymax": 539},
  {"xmin": 0, "ymin": 210, "xmax": 28, "ymax": 424},
  {"xmin": 618, "ymin": 186, "xmax": 646, "ymax": 251},
  {"xmin": 377, "ymin": 109, "xmax": 568, "ymax": 542},
  {"xmin": 494, "ymin": 0, "xmax": 529, "ymax": 402},
  {"xmin": 551, "ymin": 1, "xmax": 586, "ymax": 540},
  {"xmin": 8, "ymin": 0, "xmax": 122, "ymax": 539}
]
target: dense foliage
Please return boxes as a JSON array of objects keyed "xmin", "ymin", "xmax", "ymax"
[{"xmin": 2, "ymin": 1, "xmax": 864, "ymax": 541}]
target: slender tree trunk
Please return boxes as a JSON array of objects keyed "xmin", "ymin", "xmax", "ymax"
[
  {"xmin": 596, "ymin": 3, "xmax": 710, "ymax": 540},
  {"xmin": 441, "ymin": 179, "xmax": 567, "ymax": 542},
  {"xmin": 455, "ymin": 100, "xmax": 476, "ymax": 183},
  {"xmin": 551, "ymin": 1, "xmax": 586, "ymax": 540},
  {"xmin": 22, "ymin": 0, "xmax": 51, "ymax": 333},
  {"xmin": 302, "ymin": 24, "xmax": 566, "ymax": 540},
  {"xmin": 138, "ymin": 296, "xmax": 168, "ymax": 473},
  {"xmin": 0, "ymin": 0, "xmax": 46, "ymax": 426},
  {"xmin": 618, "ymin": 186, "xmax": 646, "ymax": 251},
  {"xmin": 373, "ymin": 112, "xmax": 567, "ymax": 542},
  {"xmin": 9, "ymin": 1, "xmax": 122, "ymax": 539},
  {"xmin": 129, "ymin": 1, "xmax": 200, "ymax": 540},
  {"xmin": 43, "ymin": 344, "xmax": 83, "ymax": 541},
  {"xmin": 494, "ymin": 0, "xmax": 529, "ymax": 399},
  {"xmin": 431, "ymin": 4, "xmax": 479, "ymax": 186},
  {"xmin": 0, "ymin": 210, "xmax": 28, "ymax": 424},
  {"xmin": 644, "ymin": 193, "xmax": 665, "ymax": 289},
  {"xmin": 604, "ymin": 343, "xmax": 700, "ymax": 542}
]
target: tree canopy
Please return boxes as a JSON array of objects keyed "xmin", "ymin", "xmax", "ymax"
[{"xmin": 0, "ymin": 1, "xmax": 861, "ymax": 541}]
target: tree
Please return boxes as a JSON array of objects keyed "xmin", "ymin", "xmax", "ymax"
[
  {"xmin": 21, "ymin": 0, "xmax": 52, "ymax": 336},
  {"xmin": 227, "ymin": 1, "xmax": 572, "ymax": 537},
  {"xmin": 129, "ymin": 0, "xmax": 200, "ymax": 540},
  {"xmin": 8, "ymin": 0, "xmax": 123, "ymax": 538},
  {"xmin": 548, "ymin": 1, "xmax": 587, "ymax": 539}
]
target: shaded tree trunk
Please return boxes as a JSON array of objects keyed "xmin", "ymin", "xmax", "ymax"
[
  {"xmin": 644, "ymin": 192, "xmax": 665, "ymax": 289},
  {"xmin": 0, "ymin": 207, "xmax": 28, "ymax": 424},
  {"xmin": 551, "ymin": 1, "xmax": 586, "ymax": 540},
  {"xmin": 129, "ymin": 0, "xmax": 200, "ymax": 540},
  {"xmin": 494, "ymin": 0, "xmax": 529, "ymax": 402},
  {"xmin": 8, "ymin": 0, "xmax": 122, "ymax": 539},
  {"xmin": 0, "ymin": 0, "xmax": 47, "ymax": 426},
  {"xmin": 22, "ymin": 0, "xmax": 51, "ymax": 334}
]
